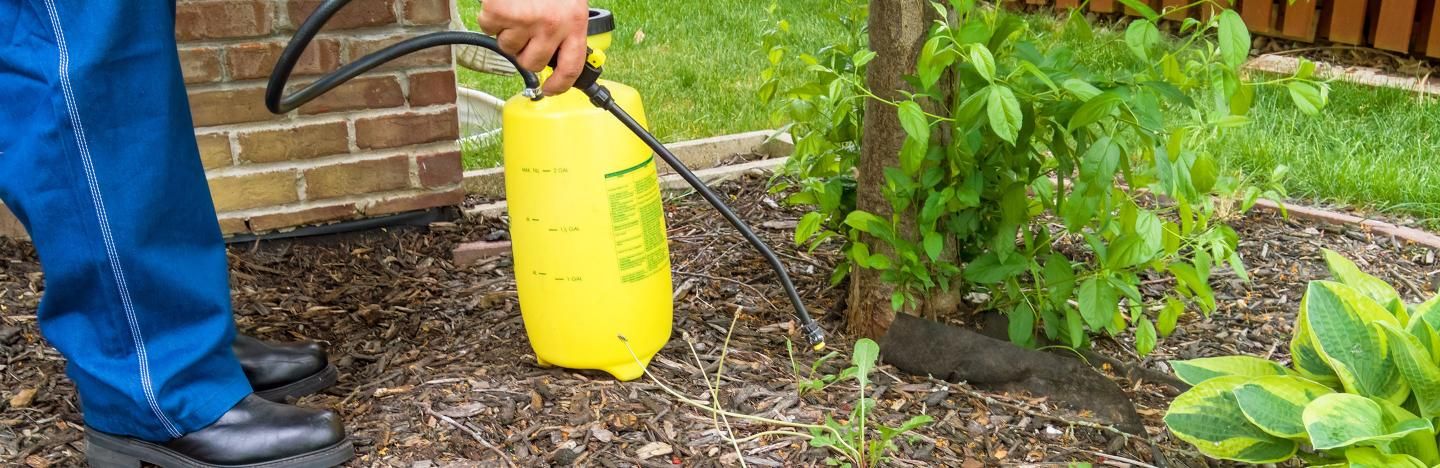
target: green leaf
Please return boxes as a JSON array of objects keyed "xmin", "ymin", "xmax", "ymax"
[
  {"xmin": 1068, "ymin": 92, "xmax": 1123, "ymax": 131},
  {"xmin": 1371, "ymin": 398, "xmax": 1440, "ymax": 465},
  {"xmin": 1303, "ymin": 281, "xmax": 1407, "ymax": 403},
  {"xmin": 1170, "ymin": 263, "xmax": 1216, "ymax": 313},
  {"xmin": 1374, "ymin": 321, "xmax": 1440, "ymax": 420},
  {"xmin": 1164, "ymin": 376, "xmax": 1299, "ymax": 463},
  {"xmin": 1065, "ymin": 307, "xmax": 1085, "ymax": 347},
  {"xmin": 1229, "ymin": 83, "xmax": 1255, "ymax": 116},
  {"xmin": 1136, "ymin": 318, "xmax": 1157, "ymax": 356},
  {"xmin": 844, "ymin": 211, "xmax": 891, "ymax": 239},
  {"xmin": 955, "ymin": 87, "xmax": 990, "ymax": 124},
  {"xmin": 986, "ymin": 85, "xmax": 1022, "ymax": 144},
  {"xmin": 1303, "ymin": 393, "xmax": 1387, "ymax": 450},
  {"xmin": 1065, "ymin": 9, "xmax": 1093, "ymax": 42},
  {"xmin": 1321, "ymin": 249, "xmax": 1401, "ymax": 308},
  {"xmin": 922, "ymin": 231, "xmax": 943, "ymax": 261},
  {"xmin": 1062, "ymin": 79, "xmax": 1102, "ymax": 101},
  {"xmin": 969, "ymin": 44, "xmax": 996, "ymax": 82},
  {"xmin": 795, "ymin": 212, "xmax": 824, "ymax": 245},
  {"xmin": 897, "ymin": 100, "xmax": 930, "ymax": 144},
  {"xmin": 1078, "ymin": 277, "xmax": 1119, "ymax": 330},
  {"xmin": 1124, "ymin": 20, "xmax": 1161, "ymax": 61},
  {"xmin": 1117, "ymin": 0, "xmax": 1160, "ymax": 20},
  {"xmin": 963, "ymin": 251, "xmax": 1028, "ymax": 284},
  {"xmin": 1044, "ymin": 254, "xmax": 1076, "ymax": 305},
  {"xmin": 1343, "ymin": 447, "xmax": 1428, "ymax": 468},
  {"xmin": 853, "ymin": 338, "xmax": 879, "ymax": 391},
  {"xmin": 1217, "ymin": 10, "xmax": 1251, "ymax": 69},
  {"xmin": 1286, "ymin": 81, "xmax": 1326, "ymax": 116},
  {"xmin": 1232, "ymin": 375, "xmax": 1334, "ymax": 440},
  {"xmin": 1291, "ymin": 303, "xmax": 1344, "ymax": 387},
  {"xmin": 1191, "ymin": 152, "xmax": 1218, "ymax": 194},
  {"xmin": 1171, "ymin": 355, "xmax": 1290, "ymax": 386},
  {"xmin": 1303, "ymin": 393, "xmax": 1429, "ymax": 450},
  {"xmin": 1009, "ymin": 302, "xmax": 1036, "ymax": 347},
  {"xmin": 1158, "ymin": 296, "xmax": 1183, "ymax": 337},
  {"xmin": 1106, "ymin": 235, "xmax": 1152, "ymax": 269}
]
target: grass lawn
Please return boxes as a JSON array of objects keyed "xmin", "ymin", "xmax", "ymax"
[
  {"xmin": 453, "ymin": 0, "xmax": 845, "ymax": 168},
  {"xmin": 1025, "ymin": 12, "xmax": 1440, "ymax": 224}
]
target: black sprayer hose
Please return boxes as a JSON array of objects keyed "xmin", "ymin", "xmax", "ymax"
[
  {"xmin": 266, "ymin": 0, "xmax": 825, "ymax": 350},
  {"xmin": 578, "ymin": 84, "xmax": 826, "ymax": 349},
  {"xmin": 265, "ymin": 0, "xmax": 543, "ymax": 113}
]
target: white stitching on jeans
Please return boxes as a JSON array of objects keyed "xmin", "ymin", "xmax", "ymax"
[{"xmin": 40, "ymin": 0, "xmax": 183, "ymax": 439}]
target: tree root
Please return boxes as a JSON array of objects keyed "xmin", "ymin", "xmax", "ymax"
[{"xmin": 879, "ymin": 314, "xmax": 1145, "ymax": 434}]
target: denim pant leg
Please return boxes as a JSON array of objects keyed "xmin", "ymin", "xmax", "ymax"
[{"xmin": 0, "ymin": 0, "xmax": 252, "ymax": 441}]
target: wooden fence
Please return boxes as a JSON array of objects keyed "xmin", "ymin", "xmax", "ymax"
[{"xmin": 1035, "ymin": 0, "xmax": 1440, "ymax": 58}]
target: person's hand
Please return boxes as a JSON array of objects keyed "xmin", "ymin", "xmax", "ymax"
[{"xmin": 478, "ymin": 0, "xmax": 590, "ymax": 96}]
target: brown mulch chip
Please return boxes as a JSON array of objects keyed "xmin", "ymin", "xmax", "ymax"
[{"xmin": 2, "ymin": 173, "xmax": 1438, "ymax": 467}]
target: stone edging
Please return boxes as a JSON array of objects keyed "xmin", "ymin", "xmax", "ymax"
[
  {"xmin": 1244, "ymin": 54, "xmax": 1440, "ymax": 97},
  {"xmin": 1251, "ymin": 199, "xmax": 1440, "ymax": 251}
]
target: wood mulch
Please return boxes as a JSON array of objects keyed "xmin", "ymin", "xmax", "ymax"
[{"xmin": 1, "ymin": 174, "xmax": 1438, "ymax": 467}]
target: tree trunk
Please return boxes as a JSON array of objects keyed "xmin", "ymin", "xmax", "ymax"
[{"xmin": 848, "ymin": 0, "xmax": 958, "ymax": 338}]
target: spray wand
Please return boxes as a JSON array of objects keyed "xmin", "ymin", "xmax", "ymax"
[{"xmin": 266, "ymin": 0, "xmax": 826, "ymax": 351}]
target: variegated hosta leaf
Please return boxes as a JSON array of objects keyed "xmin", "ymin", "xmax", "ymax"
[
  {"xmin": 1376, "ymin": 321, "xmax": 1440, "ymax": 420},
  {"xmin": 1322, "ymin": 249, "xmax": 1402, "ymax": 312},
  {"xmin": 1343, "ymin": 447, "xmax": 1428, "ymax": 468},
  {"xmin": 1232, "ymin": 375, "xmax": 1334, "ymax": 440},
  {"xmin": 1302, "ymin": 393, "xmax": 1428, "ymax": 450},
  {"xmin": 1291, "ymin": 301, "xmax": 1342, "ymax": 388},
  {"xmin": 1171, "ymin": 355, "xmax": 1289, "ymax": 387},
  {"xmin": 1412, "ymin": 293, "xmax": 1440, "ymax": 329},
  {"xmin": 1372, "ymin": 397, "xmax": 1440, "ymax": 466},
  {"xmin": 1165, "ymin": 376, "xmax": 1298, "ymax": 463},
  {"xmin": 1304, "ymin": 281, "xmax": 1408, "ymax": 403},
  {"xmin": 1404, "ymin": 316, "xmax": 1440, "ymax": 365}
]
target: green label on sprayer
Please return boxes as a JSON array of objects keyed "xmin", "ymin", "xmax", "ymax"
[{"xmin": 605, "ymin": 157, "xmax": 667, "ymax": 283}]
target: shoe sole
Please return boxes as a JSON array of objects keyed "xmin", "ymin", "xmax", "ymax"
[
  {"xmin": 255, "ymin": 364, "xmax": 339, "ymax": 402},
  {"xmin": 86, "ymin": 430, "xmax": 353, "ymax": 468}
]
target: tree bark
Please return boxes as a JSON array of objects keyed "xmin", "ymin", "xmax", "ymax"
[{"xmin": 848, "ymin": 0, "xmax": 957, "ymax": 338}]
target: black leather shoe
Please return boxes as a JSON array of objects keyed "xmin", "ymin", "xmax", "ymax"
[
  {"xmin": 234, "ymin": 334, "xmax": 338, "ymax": 402},
  {"xmin": 86, "ymin": 394, "xmax": 353, "ymax": 467}
]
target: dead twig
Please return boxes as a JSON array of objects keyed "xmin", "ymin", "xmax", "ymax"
[{"xmin": 419, "ymin": 403, "xmax": 516, "ymax": 468}]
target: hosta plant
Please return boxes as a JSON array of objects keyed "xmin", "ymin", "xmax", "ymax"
[{"xmin": 1164, "ymin": 249, "xmax": 1440, "ymax": 465}]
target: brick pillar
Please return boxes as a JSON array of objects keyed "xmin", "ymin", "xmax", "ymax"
[{"xmin": 3, "ymin": 0, "xmax": 462, "ymax": 240}]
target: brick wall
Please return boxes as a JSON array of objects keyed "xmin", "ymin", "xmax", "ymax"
[
  {"xmin": 184, "ymin": 0, "xmax": 463, "ymax": 236},
  {"xmin": 0, "ymin": 0, "xmax": 464, "ymax": 241}
]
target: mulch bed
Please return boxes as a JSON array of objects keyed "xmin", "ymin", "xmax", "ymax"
[{"xmin": 2, "ymin": 174, "xmax": 1438, "ymax": 467}]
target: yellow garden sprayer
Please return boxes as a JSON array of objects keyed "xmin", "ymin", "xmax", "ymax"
[{"xmin": 266, "ymin": 0, "xmax": 825, "ymax": 380}]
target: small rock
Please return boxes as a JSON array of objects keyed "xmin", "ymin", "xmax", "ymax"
[
  {"xmin": 761, "ymin": 220, "xmax": 798, "ymax": 230},
  {"xmin": 552, "ymin": 448, "xmax": 581, "ymax": 465},
  {"xmin": 437, "ymin": 402, "xmax": 486, "ymax": 418},
  {"xmin": 410, "ymin": 461, "xmax": 435, "ymax": 468},
  {"xmin": 453, "ymin": 240, "xmax": 513, "ymax": 266},
  {"xmin": 590, "ymin": 424, "xmax": 614, "ymax": 443},
  {"xmin": 25, "ymin": 454, "xmax": 48, "ymax": 468},
  {"xmin": 483, "ymin": 229, "xmax": 508, "ymax": 242},
  {"xmin": 0, "ymin": 326, "xmax": 20, "ymax": 345},
  {"xmin": 10, "ymin": 388, "xmax": 37, "ymax": 408},
  {"xmin": 635, "ymin": 441, "xmax": 672, "ymax": 460}
]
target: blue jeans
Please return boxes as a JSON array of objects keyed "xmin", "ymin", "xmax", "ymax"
[{"xmin": 0, "ymin": 1, "xmax": 251, "ymax": 441}]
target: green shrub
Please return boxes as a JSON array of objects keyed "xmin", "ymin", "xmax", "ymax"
[
  {"xmin": 761, "ymin": 1, "xmax": 1325, "ymax": 352},
  {"xmin": 1165, "ymin": 249, "xmax": 1440, "ymax": 465}
]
